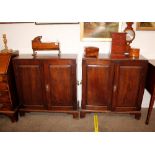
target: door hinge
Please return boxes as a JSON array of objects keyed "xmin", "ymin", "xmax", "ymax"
[{"xmin": 77, "ymin": 80, "xmax": 82, "ymax": 85}]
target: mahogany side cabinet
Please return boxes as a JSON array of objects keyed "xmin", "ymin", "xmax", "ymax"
[
  {"xmin": 81, "ymin": 54, "xmax": 148, "ymax": 119},
  {"xmin": 13, "ymin": 54, "xmax": 79, "ymax": 118},
  {"xmin": 0, "ymin": 52, "xmax": 19, "ymax": 122}
]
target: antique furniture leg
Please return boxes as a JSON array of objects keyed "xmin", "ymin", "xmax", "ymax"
[
  {"xmin": 73, "ymin": 112, "xmax": 79, "ymax": 119},
  {"xmin": 135, "ymin": 113, "xmax": 141, "ymax": 120},
  {"xmin": 145, "ymin": 89, "xmax": 155, "ymax": 125},
  {"xmin": 80, "ymin": 111, "xmax": 86, "ymax": 118},
  {"xmin": 19, "ymin": 111, "xmax": 26, "ymax": 117},
  {"xmin": 8, "ymin": 112, "xmax": 18, "ymax": 123}
]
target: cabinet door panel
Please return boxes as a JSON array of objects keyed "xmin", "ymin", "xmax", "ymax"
[
  {"xmin": 83, "ymin": 61, "xmax": 114, "ymax": 110},
  {"xmin": 14, "ymin": 62, "xmax": 45, "ymax": 108},
  {"xmin": 46, "ymin": 64, "xmax": 75, "ymax": 108},
  {"xmin": 117, "ymin": 66, "xmax": 141, "ymax": 107},
  {"xmin": 113, "ymin": 61, "xmax": 147, "ymax": 111}
]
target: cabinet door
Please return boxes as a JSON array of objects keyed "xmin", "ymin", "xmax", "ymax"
[
  {"xmin": 13, "ymin": 60, "xmax": 46, "ymax": 109},
  {"xmin": 82, "ymin": 60, "xmax": 114, "ymax": 110},
  {"xmin": 112, "ymin": 60, "xmax": 148, "ymax": 111},
  {"xmin": 44, "ymin": 60, "xmax": 77, "ymax": 110}
]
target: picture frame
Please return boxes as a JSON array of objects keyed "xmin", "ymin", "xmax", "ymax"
[
  {"xmin": 0, "ymin": 22, "xmax": 33, "ymax": 24},
  {"xmin": 35, "ymin": 22, "xmax": 79, "ymax": 25},
  {"xmin": 136, "ymin": 22, "xmax": 155, "ymax": 31},
  {"xmin": 80, "ymin": 22, "xmax": 122, "ymax": 41},
  {"xmin": 0, "ymin": 22, "xmax": 79, "ymax": 25}
]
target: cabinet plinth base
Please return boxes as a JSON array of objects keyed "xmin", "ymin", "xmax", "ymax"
[
  {"xmin": 80, "ymin": 110, "xmax": 141, "ymax": 120},
  {"xmin": 0, "ymin": 111, "xmax": 18, "ymax": 123},
  {"xmin": 19, "ymin": 109, "xmax": 79, "ymax": 119}
]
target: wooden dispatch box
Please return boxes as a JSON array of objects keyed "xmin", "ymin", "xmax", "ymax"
[
  {"xmin": 84, "ymin": 46, "xmax": 99, "ymax": 58},
  {"xmin": 111, "ymin": 32, "xmax": 127, "ymax": 57}
]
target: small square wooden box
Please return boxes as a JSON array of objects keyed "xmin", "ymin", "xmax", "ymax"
[
  {"xmin": 84, "ymin": 47, "xmax": 99, "ymax": 58},
  {"xmin": 129, "ymin": 48, "xmax": 140, "ymax": 58}
]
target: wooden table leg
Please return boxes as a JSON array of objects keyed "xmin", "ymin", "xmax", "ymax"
[{"xmin": 145, "ymin": 90, "xmax": 155, "ymax": 125}]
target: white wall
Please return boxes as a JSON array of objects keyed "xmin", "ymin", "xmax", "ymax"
[{"xmin": 0, "ymin": 22, "xmax": 154, "ymax": 107}]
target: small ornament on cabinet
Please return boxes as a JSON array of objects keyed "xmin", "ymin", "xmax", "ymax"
[
  {"xmin": 110, "ymin": 32, "xmax": 127, "ymax": 58},
  {"xmin": 84, "ymin": 46, "xmax": 99, "ymax": 58},
  {"xmin": 32, "ymin": 36, "xmax": 61, "ymax": 57},
  {"xmin": 124, "ymin": 22, "xmax": 135, "ymax": 53},
  {"xmin": 3, "ymin": 34, "xmax": 8, "ymax": 50},
  {"xmin": 129, "ymin": 48, "xmax": 140, "ymax": 59},
  {"xmin": 124, "ymin": 22, "xmax": 140, "ymax": 58},
  {"xmin": 1, "ymin": 34, "xmax": 13, "ymax": 53}
]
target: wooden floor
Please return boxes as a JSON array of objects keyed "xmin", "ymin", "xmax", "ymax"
[{"xmin": 0, "ymin": 108, "xmax": 155, "ymax": 132}]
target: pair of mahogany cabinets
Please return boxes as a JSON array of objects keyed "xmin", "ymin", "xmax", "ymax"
[{"xmin": 0, "ymin": 53, "xmax": 148, "ymax": 122}]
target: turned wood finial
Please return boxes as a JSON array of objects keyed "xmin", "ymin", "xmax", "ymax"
[{"xmin": 126, "ymin": 22, "xmax": 134, "ymax": 29}]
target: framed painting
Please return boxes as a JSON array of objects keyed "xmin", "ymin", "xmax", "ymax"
[
  {"xmin": 136, "ymin": 22, "xmax": 155, "ymax": 31},
  {"xmin": 80, "ymin": 22, "xmax": 122, "ymax": 41}
]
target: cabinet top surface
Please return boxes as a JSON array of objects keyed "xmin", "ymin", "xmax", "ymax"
[
  {"xmin": 83, "ymin": 54, "xmax": 148, "ymax": 61},
  {"xmin": 13, "ymin": 54, "xmax": 77, "ymax": 60}
]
